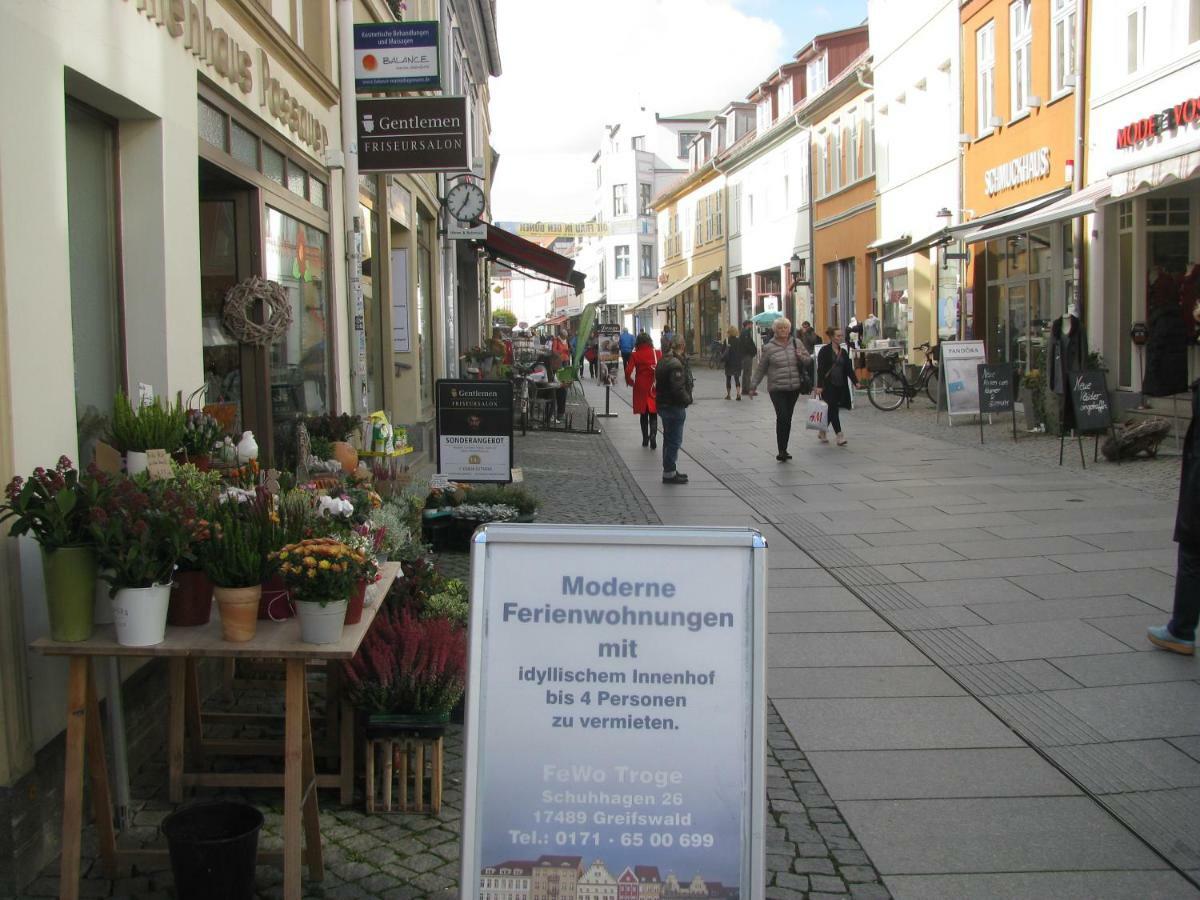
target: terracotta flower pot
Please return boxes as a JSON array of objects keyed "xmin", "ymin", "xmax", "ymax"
[
  {"xmin": 214, "ymin": 585, "xmax": 261, "ymax": 642},
  {"xmin": 331, "ymin": 441, "xmax": 358, "ymax": 474},
  {"xmin": 168, "ymin": 570, "xmax": 213, "ymax": 627},
  {"xmin": 345, "ymin": 580, "xmax": 367, "ymax": 626},
  {"xmin": 258, "ymin": 574, "xmax": 294, "ymax": 621}
]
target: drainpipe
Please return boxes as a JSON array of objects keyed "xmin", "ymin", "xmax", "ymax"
[
  {"xmin": 337, "ymin": 0, "xmax": 367, "ymax": 414},
  {"xmin": 793, "ymin": 112, "xmax": 815, "ymax": 326},
  {"xmin": 1072, "ymin": 0, "xmax": 1087, "ymax": 322}
]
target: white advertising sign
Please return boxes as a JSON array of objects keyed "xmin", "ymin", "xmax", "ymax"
[
  {"xmin": 940, "ymin": 340, "xmax": 988, "ymax": 417},
  {"xmin": 390, "ymin": 248, "xmax": 411, "ymax": 353},
  {"xmin": 462, "ymin": 525, "xmax": 767, "ymax": 899}
]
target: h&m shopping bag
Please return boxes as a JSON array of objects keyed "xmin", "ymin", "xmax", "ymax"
[{"xmin": 805, "ymin": 397, "xmax": 829, "ymax": 431}]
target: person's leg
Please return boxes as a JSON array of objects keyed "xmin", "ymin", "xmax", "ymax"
[
  {"xmin": 724, "ymin": 373, "xmax": 732, "ymax": 399},
  {"xmin": 639, "ymin": 413, "xmax": 649, "ymax": 446},
  {"xmin": 660, "ymin": 407, "xmax": 685, "ymax": 480},
  {"xmin": 769, "ymin": 391, "xmax": 787, "ymax": 455},
  {"xmin": 648, "ymin": 413, "xmax": 658, "ymax": 449},
  {"xmin": 828, "ymin": 402, "xmax": 842, "ymax": 437},
  {"xmin": 780, "ymin": 390, "xmax": 800, "ymax": 456},
  {"xmin": 742, "ymin": 358, "xmax": 754, "ymax": 396},
  {"xmin": 556, "ymin": 385, "xmax": 566, "ymax": 418},
  {"xmin": 1149, "ymin": 542, "xmax": 1198, "ymax": 654}
]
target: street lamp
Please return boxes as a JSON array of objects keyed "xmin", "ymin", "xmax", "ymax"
[{"xmin": 788, "ymin": 252, "xmax": 808, "ymax": 289}]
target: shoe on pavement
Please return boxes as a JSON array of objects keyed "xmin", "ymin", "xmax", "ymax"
[
  {"xmin": 836, "ymin": 435, "xmax": 848, "ymax": 446},
  {"xmin": 650, "ymin": 435, "xmax": 657, "ymax": 449},
  {"xmin": 1148, "ymin": 625, "xmax": 1195, "ymax": 655},
  {"xmin": 662, "ymin": 471, "xmax": 689, "ymax": 484},
  {"xmin": 776, "ymin": 453, "xmax": 788, "ymax": 461},
  {"xmin": 818, "ymin": 431, "xmax": 828, "ymax": 443}
]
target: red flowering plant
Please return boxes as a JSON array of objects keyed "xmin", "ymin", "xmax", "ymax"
[
  {"xmin": 0, "ymin": 457, "xmax": 105, "ymax": 551},
  {"xmin": 88, "ymin": 476, "xmax": 203, "ymax": 593},
  {"xmin": 341, "ymin": 606, "xmax": 467, "ymax": 717}
]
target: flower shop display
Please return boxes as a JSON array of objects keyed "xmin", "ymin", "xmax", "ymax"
[
  {"xmin": 305, "ymin": 412, "xmax": 362, "ymax": 474},
  {"xmin": 89, "ymin": 478, "xmax": 202, "ymax": 647},
  {"xmin": 106, "ymin": 391, "xmax": 187, "ymax": 475},
  {"xmin": 199, "ymin": 491, "xmax": 278, "ymax": 642},
  {"xmin": 181, "ymin": 409, "xmax": 223, "ymax": 470},
  {"xmin": 368, "ymin": 500, "xmax": 427, "ymax": 564},
  {"xmin": 450, "ymin": 502, "xmax": 519, "ymax": 523},
  {"xmin": 167, "ymin": 464, "xmax": 223, "ymax": 627},
  {"xmin": 342, "ymin": 531, "xmax": 382, "ymax": 625},
  {"xmin": 454, "ymin": 484, "xmax": 540, "ymax": 520},
  {"xmin": 1, "ymin": 457, "xmax": 103, "ymax": 641},
  {"xmin": 272, "ymin": 538, "xmax": 372, "ymax": 644}
]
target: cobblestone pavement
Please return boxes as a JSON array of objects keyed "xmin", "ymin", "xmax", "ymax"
[{"xmin": 37, "ymin": 419, "xmax": 889, "ymax": 899}]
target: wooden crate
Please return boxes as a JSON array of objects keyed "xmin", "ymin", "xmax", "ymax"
[{"xmin": 365, "ymin": 734, "xmax": 443, "ymax": 814}]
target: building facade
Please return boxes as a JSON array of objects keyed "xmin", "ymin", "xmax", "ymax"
[
  {"xmin": 869, "ymin": 0, "xmax": 963, "ymax": 350},
  {"xmin": 482, "ymin": 860, "xmax": 535, "ymax": 900},
  {"xmin": 531, "ymin": 855, "xmax": 584, "ymax": 900},
  {"xmin": 578, "ymin": 858, "xmax": 619, "ymax": 900},
  {"xmin": 1088, "ymin": 0, "xmax": 1200, "ymax": 401}
]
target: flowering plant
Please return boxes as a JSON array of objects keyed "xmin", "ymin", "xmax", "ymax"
[
  {"xmin": 318, "ymin": 495, "xmax": 355, "ymax": 519},
  {"xmin": 88, "ymin": 476, "xmax": 203, "ymax": 591},
  {"xmin": 1, "ymin": 457, "xmax": 103, "ymax": 551},
  {"xmin": 197, "ymin": 488, "xmax": 278, "ymax": 588},
  {"xmin": 182, "ymin": 409, "xmax": 223, "ymax": 459},
  {"xmin": 342, "ymin": 606, "xmax": 467, "ymax": 716},
  {"xmin": 271, "ymin": 538, "xmax": 373, "ymax": 606},
  {"xmin": 450, "ymin": 502, "xmax": 519, "ymax": 523}
]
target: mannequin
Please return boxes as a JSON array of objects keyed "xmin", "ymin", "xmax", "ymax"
[
  {"xmin": 863, "ymin": 311, "xmax": 882, "ymax": 345},
  {"xmin": 1144, "ymin": 264, "xmax": 1189, "ymax": 396},
  {"xmin": 1049, "ymin": 302, "xmax": 1085, "ymax": 430}
]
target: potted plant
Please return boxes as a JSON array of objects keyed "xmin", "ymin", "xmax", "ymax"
[
  {"xmin": 167, "ymin": 464, "xmax": 223, "ymax": 627},
  {"xmin": 89, "ymin": 478, "xmax": 199, "ymax": 647},
  {"xmin": 272, "ymin": 538, "xmax": 372, "ymax": 644},
  {"xmin": 343, "ymin": 530, "xmax": 382, "ymax": 625},
  {"xmin": 1, "ymin": 457, "xmax": 104, "ymax": 641},
  {"xmin": 107, "ymin": 391, "xmax": 187, "ymax": 475},
  {"xmin": 181, "ymin": 408, "xmax": 223, "ymax": 470},
  {"xmin": 342, "ymin": 606, "xmax": 467, "ymax": 729},
  {"xmin": 305, "ymin": 413, "xmax": 362, "ymax": 474},
  {"xmin": 457, "ymin": 485, "xmax": 540, "ymax": 522},
  {"xmin": 198, "ymin": 490, "xmax": 277, "ymax": 642}
]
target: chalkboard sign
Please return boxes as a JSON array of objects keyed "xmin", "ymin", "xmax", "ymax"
[
  {"xmin": 1069, "ymin": 370, "xmax": 1112, "ymax": 434},
  {"xmin": 977, "ymin": 364, "xmax": 1016, "ymax": 414}
]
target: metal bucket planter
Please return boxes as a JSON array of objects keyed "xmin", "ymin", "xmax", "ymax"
[
  {"xmin": 41, "ymin": 545, "xmax": 97, "ymax": 642},
  {"xmin": 295, "ymin": 598, "xmax": 348, "ymax": 644},
  {"xmin": 111, "ymin": 583, "xmax": 171, "ymax": 647}
]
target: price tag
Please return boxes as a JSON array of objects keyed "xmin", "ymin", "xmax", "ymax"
[
  {"xmin": 146, "ymin": 449, "xmax": 174, "ymax": 480},
  {"xmin": 431, "ymin": 473, "xmax": 453, "ymax": 490}
]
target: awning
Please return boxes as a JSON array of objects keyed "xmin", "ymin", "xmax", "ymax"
[
  {"xmin": 481, "ymin": 224, "xmax": 586, "ymax": 294},
  {"xmin": 630, "ymin": 269, "xmax": 718, "ymax": 313},
  {"xmin": 629, "ymin": 286, "xmax": 664, "ymax": 313},
  {"xmin": 947, "ymin": 189, "xmax": 1071, "ymax": 243},
  {"xmin": 543, "ymin": 315, "xmax": 567, "ymax": 327},
  {"xmin": 868, "ymin": 234, "xmax": 911, "ymax": 254},
  {"xmin": 877, "ymin": 228, "xmax": 951, "ymax": 265},
  {"xmin": 967, "ymin": 180, "xmax": 1112, "ymax": 244},
  {"xmin": 1110, "ymin": 137, "xmax": 1200, "ymax": 198}
]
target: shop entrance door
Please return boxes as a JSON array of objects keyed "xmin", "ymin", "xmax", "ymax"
[{"xmin": 199, "ymin": 160, "xmax": 266, "ymax": 456}]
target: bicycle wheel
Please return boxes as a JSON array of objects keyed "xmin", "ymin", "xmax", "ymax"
[
  {"xmin": 924, "ymin": 370, "xmax": 940, "ymax": 405},
  {"xmin": 868, "ymin": 372, "xmax": 906, "ymax": 411}
]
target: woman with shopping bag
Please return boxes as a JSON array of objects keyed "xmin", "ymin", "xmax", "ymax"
[
  {"xmin": 815, "ymin": 327, "xmax": 858, "ymax": 446},
  {"xmin": 750, "ymin": 317, "xmax": 813, "ymax": 461}
]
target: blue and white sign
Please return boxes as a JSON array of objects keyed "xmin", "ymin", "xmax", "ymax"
[
  {"xmin": 462, "ymin": 525, "xmax": 767, "ymax": 900},
  {"xmin": 354, "ymin": 22, "xmax": 440, "ymax": 93}
]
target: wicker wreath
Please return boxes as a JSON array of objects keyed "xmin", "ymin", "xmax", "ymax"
[{"xmin": 222, "ymin": 276, "xmax": 293, "ymax": 346}]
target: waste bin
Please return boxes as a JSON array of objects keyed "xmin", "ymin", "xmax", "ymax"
[{"xmin": 162, "ymin": 800, "xmax": 263, "ymax": 900}]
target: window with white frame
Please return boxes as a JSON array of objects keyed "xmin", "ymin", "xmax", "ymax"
[
  {"xmin": 748, "ymin": 192, "xmax": 755, "ymax": 227},
  {"xmin": 678, "ymin": 131, "xmax": 698, "ymax": 158},
  {"xmin": 715, "ymin": 193, "xmax": 723, "ymax": 237},
  {"xmin": 977, "ymin": 21, "xmax": 996, "ymax": 133},
  {"xmin": 640, "ymin": 244, "xmax": 654, "ymax": 278},
  {"xmin": 613, "ymin": 183, "xmax": 628, "ymax": 217},
  {"xmin": 1010, "ymin": 1, "xmax": 1032, "ymax": 117},
  {"xmin": 1051, "ymin": 0, "xmax": 1077, "ymax": 95},
  {"xmin": 778, "ymin": 79, "xmax": 793, "ymax": 115},
  {"xmin": 806, "ymin": 53, "xmax": 828, "ymax": 96},
  {"xmin": 1127, "ymin": 5, "xmax": 1146, "ymax": 74},
  {"xmin": 814, "ymin": 136, "xmax": 826, "ymax": 197},
  {"xmin": 631, "ymin": 135, "xmax": 645, "ymax": 150},
  {"xmin": 694, "ymin": 203, "xmax": 703, "ymax": 245},
  {"xmin": 1192, "ymin": 0, "xmax": 1200, "ymax": 44},
  {"xmin": 639, "ymin": 182, "xmax": 652, "ymax": 215},
  {"xmin": 829, "ymin": 128, "xmax": 842, "ymax": 193},
  {"xmin": 757, "ymin": 99, "xmax": 772, "ymax": 133},
  {"xmin": 615, "ymin": 245, "xmax": 630, "ymax": 278},
  {"xmin": 862, "ymin": 102, "xmax": 875, "ymax": 176},
  {"xmin": 731, "ymin": 183, "xmax": 742, "ymax": 233},
  {"xmin": 845, "ymin": 109, "xmax": 859, "ymax": 183}
]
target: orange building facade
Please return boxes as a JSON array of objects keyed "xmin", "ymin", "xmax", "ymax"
[{"xmin": 960, "ymin": 0, "xmax": 1082, "ymax": 370}]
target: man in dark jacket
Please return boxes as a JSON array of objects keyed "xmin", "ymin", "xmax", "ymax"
[
  {"xmin": 799, "ymin": 321, "xmax": 823, "ymax": 353},
  {"xmin": 738, "ymin": 321, "xmax": 758, "ymax": 398},
  {"xmin": 1148, "ymin": 378, "xmax": 1200, "ymax": 655},
  {"xmin": 655, "ymin": 337, "xmax": 693, "ymax": 484}
]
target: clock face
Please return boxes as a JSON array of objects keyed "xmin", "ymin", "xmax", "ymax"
[{"xmin": 446, "ymin": 181, "xmax": 485, "ymax": 224}]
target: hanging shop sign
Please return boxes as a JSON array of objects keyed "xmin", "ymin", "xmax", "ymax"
[
  {"xmin": 984, "ymin": 147, "xmax": 1051, "ymax": 196},
  {"xmin": 461, "ymin": 524, "xmax": 767, "ymax": 900},
  {"xmin": 436, "ymin": 380, "xmax": 513, "ymax": 483},
  {"xmin": 357, "ymin": 97, "xmax": 470, "ymax": 173},
  {"xmin": 939, "ymin": 340, "xmax": 987, "ymax": 417},
  {"xmin": 1116, "ymin": 95, "xmax": 1200, "ymax": 149},
  {"xmin": 354, "ymin": 22, "xmax": 440, "ymax": 92}
]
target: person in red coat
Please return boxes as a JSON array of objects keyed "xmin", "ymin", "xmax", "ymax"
[{"xmin": 625, "ymin": 332, "xmax": 662, "ymax": 448}]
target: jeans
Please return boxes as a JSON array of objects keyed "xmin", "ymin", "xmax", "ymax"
[
  {"xmin": 769, "ymin": 389, "xmax": 802, "ymax": 454},
  {"xmin": 659, "ymin": 405, "xmax": 686, "ymax": 473},
  {"xmin": 1169, "ymin": 542, "xmax": 1200, "ymax": 641}
]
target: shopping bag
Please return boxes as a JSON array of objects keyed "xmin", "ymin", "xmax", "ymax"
[{"xmin": 805, "ymin": 397, "xmax": 829, "ymax": 431}]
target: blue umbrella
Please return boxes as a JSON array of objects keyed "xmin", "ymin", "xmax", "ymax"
[{"xmin": 751, "ymin": 310, "xmax": 783, "ymax": 325}]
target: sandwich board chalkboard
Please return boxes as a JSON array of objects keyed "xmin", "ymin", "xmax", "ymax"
[
  {"xmin": 976, "ymin": 364, "xmax": 1017, "ymax": 443},
  {"xmin": 1061, "ymin": 370, "xmax": 1115, "ymax": 468}
]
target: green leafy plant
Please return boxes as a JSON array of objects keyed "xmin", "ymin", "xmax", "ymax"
[
  {"xmin": 182, "ymin": 408, "xmax": 224, "ymax": 458},
  {"xmin": 420, "ymin": 578, "xmax": 468, "ymax": 626},
  {"xmin": 197, "ymin": 491, "xmax": 278, "ymax": 588},
  {"xmin": 1, "ymin": 457, "xmax": 105, "ymax": 551},
  {"xmin": 305, "ymin": 412, "xmax": 362, "ymax": 443},
  {"xmin": 107, "ymin": 391, "xmax": 187, "ymax": 453},
  {"xmin": 368, "ymin": 502, "xmax": 427, "ymax": 562},
  {"xmin": 460, "ymin": 485, "xmax": 539, "ymax": 517},
  {"xmin": 491, "ymin": 308, "xmax": 517, "ymax": 327},
  {"xmin": 309, "ymin": 436, "xmax": 334, "ymax": 462},
  {"xmin": 88, "ymin": 477, "xmax": 202, "ymax": 591}
]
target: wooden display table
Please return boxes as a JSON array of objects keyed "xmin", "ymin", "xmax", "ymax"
[{"xmin": 32, "ymin": 563, "xmax": 399, "ymax": 900}]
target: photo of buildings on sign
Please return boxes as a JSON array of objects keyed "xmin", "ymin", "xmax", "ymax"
[{"xmin": 479, "ymin": 856, "xmax": 739, "ymax": 899}]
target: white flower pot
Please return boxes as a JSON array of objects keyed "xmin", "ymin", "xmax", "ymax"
[
  {"xmin": 125, "ymin": 451, "xmax": 149, "ymax": 476},
  {"xmin": 295, "ymin": 599, "xmax": 348, "ymax": 645},
  {"xmin": 94, "ymin": 568, "xmax": 115, "ymax": 625},
  {"xmin": 111, "ymin": 583, "xmax": 171, "ymax": 647}
]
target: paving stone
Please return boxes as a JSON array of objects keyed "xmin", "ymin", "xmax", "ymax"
[
  {"xmin": 775, "ymin": 697, "xmax": 1025, "ymax": 750},
  {"xmin": 793, "ymin": 857, "xmax": 837, "ymax": 874},
  {"xmin": 810, "ymin": 873, "xmax": 849, "ymax": 893},
  {"xmin": 958, "ymin": 620, "xmax": 1134, "ymax": 660},
  {"xmin": 775, "ymin": 872, "xmax": 811, "ymax": 891},
  {"xmin": 849, "ymin": 884, "xmax": 892, "ymax": 900},
  {"xmin": 766, "ymin": 888, "xmax": 807, "ymax": 900},
  {"xmin": 833, "ymin": 849, "xmax": 870, "ymax": 866},
  {"xmin": 769, "ymin": 666, "xmax": 964, "ymax": 698},
  {"xmin": 883, "ymin": 871, "xmax": 1192, "ymax": 899},
  {"xmin": 1047, "ymin": 681, "xmax": 1200, "ymax": 741}
]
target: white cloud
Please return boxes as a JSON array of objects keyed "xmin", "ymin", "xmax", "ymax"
[{"xmin": 489, "ymin": 0, "xmax": 784, "ymax": 222}]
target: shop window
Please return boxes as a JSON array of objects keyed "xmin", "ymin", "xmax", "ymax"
[
  {"xmin": 1118, "ymin": 200, "xmax": 1133, "ymax": 230},
  {"xmin": 199, "ymin": 99, "xmax": 227, "ymax": 150},
  {"xmin": 976, "ymin": 21, "xmax": 996, "ymax": 133},
  {"xmin": 1028, "ymin": 227, "xmax": 1052, "ymax": 275},
  {"xmin": 1051, "ymin": 0, "xmax": 1077, "ymax": 96},
  {"xmin": 231, "ymin": 121, "xmax": 258, "ymax": 169},
  {"xmin": 65, "ymin": 101, "xmax": 122, "ymax": 458},
  {"xmin": 262, "ymin": 144, "xmax": 285, "ymax": 185},
  {"xmin": 1146, "ymin": 197, "xmax": 1190, "ymax": 227},
  {"xmin": 287, "ymin": 162, "xmax": 307, "ymax": 198},
  {"xmin": 882, "ymin": 268, "xmax": 908, "ymax": 343},
  {"xmin": 1009, "ymin": 0, "xmax": 1032, "ymax": 118},
  {"xmin": 309, "ymin": 177, "xmax": 326, "ymax": 209}
]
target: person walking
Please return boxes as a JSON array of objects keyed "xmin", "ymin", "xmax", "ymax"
[
  {"xmin": 655, "ymin": 336, "xmax": 693, "ymax": 484},
  {"xmin": 815, "ymin": 327, "xmax": 858, "ymax": 446},
  {"xmin": 625, "ymin": 332, "xmax": 662, "ymax": 449},
  {"xmin": 618, "ymin": 326, "xmax": 635, "ymax": 367},
  {"xmin": 798, "ymin": 321, "xmax": 823, "ymax": 354},
  {"xmin": 723, "ymin": 326, "xmax": 743, "ymax": 400},
  {"xmin": 750, "ymin": 317, "xmax": 813, "ymax": 461},
  {"xmin": 738, "ymin": 320, "xmax": 758, "ymax": 398},
  {"xmin": 1148, "ymin": 378, "xmax": 1200, "ymax": 655}
]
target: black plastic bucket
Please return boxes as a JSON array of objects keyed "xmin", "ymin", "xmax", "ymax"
[{"xmin": 162, "ymin": 801, "xmax": 263, "ymax": 900}]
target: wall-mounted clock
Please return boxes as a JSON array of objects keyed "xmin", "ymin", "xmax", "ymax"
[{"xmin": 443, "ymin": 180, "xmax": 485, "ymax": 224}]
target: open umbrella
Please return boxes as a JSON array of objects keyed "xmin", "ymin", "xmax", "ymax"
[{"xmin": 751, "ymin": 310, "xmax": 783, "ymax": 325}]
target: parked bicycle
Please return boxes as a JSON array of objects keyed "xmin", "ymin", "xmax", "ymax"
[
  {"xmin": 866, "ymin": 342, "xmax": 940, "ymax": 410},
  {"xmin": 707, "ymin": 339, "xmax": 726, "ymax": 369}
]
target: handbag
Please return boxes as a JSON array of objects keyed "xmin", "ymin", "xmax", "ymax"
[
  {"xmin": 805, "ymin": 397, "xmax": 829, "ymax": 431},
  {"xmin": 792, "ymin": 338, "xmax": 814, "ymax": 394}
]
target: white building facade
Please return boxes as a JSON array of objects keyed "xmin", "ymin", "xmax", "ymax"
[{"xmin": 869, "ymin": 0, "xmax": 963, "ymax": 350}]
